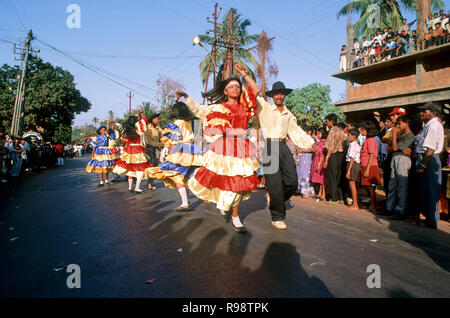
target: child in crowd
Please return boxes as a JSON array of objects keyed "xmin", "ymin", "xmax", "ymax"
[
  {"xmin": 359, "ymin": 121, "xmax": 382, "ymax": 212},
  {"xmin": 346, "ymin": 129, "xmax": 362, "ymax": 210},
  {"xmin": 311, "ymin": 128, "xmax": 328, "ymax": 201}
]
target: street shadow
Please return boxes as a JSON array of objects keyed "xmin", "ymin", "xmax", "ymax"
[
  {"xmin": 387, "ymin": 220, "xmax": 450, "ymax": 273},
  {"xmin": 147, "ymin": 214, "xmax": 334, "ymax": 298},
  {"xmin": 247, "ymin": 242, "xmax": 334, "ymax": 298},
  {"xmin": 387, "ymin": 288, "xmax": 414, "ymax": 298},
  {"xmin": 239, "ymin": 190, "xmax": 269, "ymax": 221}
]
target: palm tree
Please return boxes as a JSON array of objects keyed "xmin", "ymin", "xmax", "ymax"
[
  {"xmin": 198, "ymin": 8, "xmax": 260, "ymax": 86},
  {"xmin": 92, "ymin": 117, "xmax": 99, "ymax": 128},
  {"xmin": 337, "ymin": 0, "xmax": 444, "ymax": 39},
  {"xmin": 108, "ymin": 110, "xmax": 114, "ymax": 120},
  {"xmin": 140, "ymin": 101, "xmax": 154, "ymax": 120}
]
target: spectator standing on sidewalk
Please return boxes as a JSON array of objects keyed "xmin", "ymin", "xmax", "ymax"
[
  {"xmin": 7, "ymin": 138, "xmax": 23, "ymax": 177},
  {"xmin": 386, "ymin": 116, "xmax": 415, "ymax": 219},
  {"xmin": 55, "ymin": 142, "xmax": 65, "ymax": 166},
  {"xmin": 323, "ymin": 114, "xmax": 346, "ymax": 203},
  {"xmin": 415, "ymin": 102, "xmax": 445, "ymax": 229}
]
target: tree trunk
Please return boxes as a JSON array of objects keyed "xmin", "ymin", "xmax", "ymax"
[{"xmin": 416, "ymin": 0, "xmax": 431, "ymax": 50}]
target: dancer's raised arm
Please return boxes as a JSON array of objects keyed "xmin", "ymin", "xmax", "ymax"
[
  {"xmin": 235, "ymin": 64, "xmax": 259, "ymax": 97},
  {"xmin": 176, "ymin": 91, "xmax": 208, "ymax": 121}
]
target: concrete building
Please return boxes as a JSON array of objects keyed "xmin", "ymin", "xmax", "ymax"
[{"xmin": 332, "ymin": 43, "xmax": 450, "ymax": 122}]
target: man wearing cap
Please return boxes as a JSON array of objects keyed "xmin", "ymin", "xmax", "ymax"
[
  {"xmin": 256, "ymin": 82, "xmax": 315, "ymax": 230},
  {"xmin": 416, "ymin": 102, "xmax": 444, "ymax": 229},
  {"xmin": 143, "ymin": 113, "xmax": 164, "ymax": 190}
]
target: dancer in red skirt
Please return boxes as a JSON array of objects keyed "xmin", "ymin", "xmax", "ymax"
[
  {"xmin": 113, "ymin": 111, "xmax": 153, "ymax": 193},
  {"xmin": 176, "ymin": 64, "xmax": 260, "ymax": 233}
]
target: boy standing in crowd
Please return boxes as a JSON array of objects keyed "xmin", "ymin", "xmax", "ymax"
[{"xmin": 346, "ymin": 129, "xmax": 361, "ymax": 210}]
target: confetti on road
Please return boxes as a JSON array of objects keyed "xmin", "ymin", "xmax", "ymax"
[
  {"xmin": 146, "ymin": 278, "xmax": 157, "ymax": 284},
  {"xmin": 369, "ymin": 239, "xmax": 378, "ymax": 242},
  {"xmin": 177, "ymin": 248, "xmax": 182, "ymax": 252},
  {"xmin": 53, "ymin": 268, "xmax": 64, "ymax": 272},
  {"xmin": 9, "ymin": 227, "xmax": 14, "ymax": 231},
  {"xmin": 10, "ymin": 237, "xmax": 19, "ymax": 241},
  {"xmin": 373, "ymin": 260, "xmax": 379, "ymax": 263},
  {"xmin": 73, "ymin": 242, "xmax": 79, "ymax": 245}
]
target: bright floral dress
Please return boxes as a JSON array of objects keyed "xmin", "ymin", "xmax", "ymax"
[
  {"xmin": 184, "ymin": 89, "xmax": 259, "ymax": 211},
  {"xmin": 146, "ymin": 119, "xmax": 203, "ymax": 188}
]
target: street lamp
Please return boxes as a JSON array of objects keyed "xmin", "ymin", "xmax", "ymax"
[
  {"xmin": 192, "ymin": 35, "xmax": 203, "ymax": 47},
  {"xmin": 192, "ymin": 35, "xmax": 217, "ymax": 75}
]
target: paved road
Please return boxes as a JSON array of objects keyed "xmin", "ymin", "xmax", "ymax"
[{"xmin": 0, "ymin": 156, "xmax": 449, "ymax": 298}]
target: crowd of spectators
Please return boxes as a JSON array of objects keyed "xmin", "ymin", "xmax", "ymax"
[
  {"xmin": 0, "ymin": 127, "xmax": 86, "ymax": 183},
  {"xmin": 339, "ymin": 10, "xmax": 450, "ymax": 71},
  {"xmin": 252, "ymin": 102, "xmax": 449, "ymax": 230}
]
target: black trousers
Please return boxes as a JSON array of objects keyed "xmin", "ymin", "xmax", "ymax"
[
  {"xmin": 263, "ymin": 140, "xmax": 298, "ymax": 222},
  {"xmin": 326, "ymin": 152, "xmax": 345, "ymax": 202}
]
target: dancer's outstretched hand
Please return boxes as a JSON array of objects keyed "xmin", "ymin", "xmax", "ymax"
[
  {"xmin": 235, "ymin": 64, "xmax": 247, "ymax": 77},
  {"xmin": 176, "ymin": 91, "xmax": 189, "ymax": 101}
]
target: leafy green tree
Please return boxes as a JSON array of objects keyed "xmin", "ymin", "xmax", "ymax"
[
  {"xmin": 337, "ymin": 0, "xmax": 444, "ymax": 38},
  {"xmin": 0, "ymin": 56, "xmax": 91, "ymax": 143},
  {"xmin": 285, "ymin": 83, "xmax": 345, "ymax": 128},
  {"xmin": 198, "ymin": 8, "xmax": 260, "ymax": 85},
  {"xmin": 0, "ymin": 64, "xmax": 19, "ymax": 130}
]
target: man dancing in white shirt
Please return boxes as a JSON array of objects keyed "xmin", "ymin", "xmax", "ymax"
[{"xmin": 256, "ymin": 82, "xmax": 315, "ymax": 230}]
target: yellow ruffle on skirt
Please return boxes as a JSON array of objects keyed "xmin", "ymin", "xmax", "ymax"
[
  {"xmin": 119, "ymin": 152, "xmax": 150, "ymax": 164},
  {"xmin": 165, "ymin": 151, "xmax": 203, "ymax": 167},
  {"xmin": 91, "ymin": 154, "xmax": 116, "ymax": 161},
  {"xmin": 146, "ymin": 166, "xmax": 186, "ymax": 189},
  {"xmin": 86, "ymin": 165, "xmax": 114, "ymax": 173},
  {"xmin": 112, "ymin": 166, "xmax": 148, "ymax": 180},
  {"xmin": 201, "ymin": 150, "xmax": 259, "ymax": 177}
]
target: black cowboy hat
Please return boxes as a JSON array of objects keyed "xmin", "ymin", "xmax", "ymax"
[
  {"xmin": 266, "ymin": 81, "xmax": 293, "ymax": 98},
  {"xmin": 417, "ymin": 102, "xmax": 443, "ymax": 115},
  {"xmin": 150, "ymin": 113, "xmax": 160, "ymax": 121}
]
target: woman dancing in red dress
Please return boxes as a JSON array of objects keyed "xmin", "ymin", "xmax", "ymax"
[{"xmin": 176, "ymin": 64, "xmax": 260, "ymax": 233}]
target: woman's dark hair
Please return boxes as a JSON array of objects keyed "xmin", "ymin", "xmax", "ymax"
[
  {"xmin": 302, "ymin": 125, "xmax": 312, "ymax": 133},
  {"xmin": 360, "ymin": 120, "xmax": 379, "ymax": 138},
  {"xmin": 317, "ymin": 128, "xmax": 328, "ymax": 139},
  {"xmin": 122, "ymin": 116, "xmax": 138, "ymax": 138},
  {"xmin": 172, "ymin": 102, "xmax": 193, "ymax": 121},
  {"xmin": 96, "ymin": 126, "xmax": 107, "ymax": 135},
  {"xmin": 397, "ymin": 115, "xmax": 411, "ymax": 127},
  {"xmin": 202, "ymin": 77, "xmax": 242, "ymax": 105}
]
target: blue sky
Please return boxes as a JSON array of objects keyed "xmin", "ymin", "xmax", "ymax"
[{"xmin": 0, "ymin": 0, "xmax": 447, "ymax": 126}]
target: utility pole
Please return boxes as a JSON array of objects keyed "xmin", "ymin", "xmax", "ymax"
[
  {"xmin": 222, "ymin": 9, "xmax": 238, "ymax": 80},
  {"xmin": 127, "ymin": 91, "xmax": 134, "ymax": 114},
  {"xmin": 202, "ymin": 2, "xmax": 221, "ymax": 104},
  {"xmin": 11, "ymin": 30, "xmax": 38, "ymax": 137}
]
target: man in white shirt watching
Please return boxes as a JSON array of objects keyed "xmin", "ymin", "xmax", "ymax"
[{"xmin": 415, "ymin": 102, "xmax": 445, "ymax": 229}]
